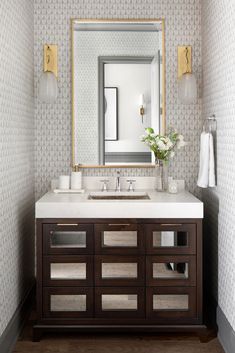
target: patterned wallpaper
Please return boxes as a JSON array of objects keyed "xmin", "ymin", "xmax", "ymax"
[
  {"xmin": 202, "ymin": 0, "xmax": 235, "ymax": 329},
  {"xmin": 74, "ymin": 30, "xmax": 160, "ymax": 164},
  {"xmin": 0, "ymin": 0, "xmax": 34, "ymax": 336},
  {"xmin": 34, "ymin": 0, "xmax": 202, "ymax": 199}
]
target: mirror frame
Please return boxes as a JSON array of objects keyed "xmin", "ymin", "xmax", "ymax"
[{"xmin": 71, "ymin": 18, "xmax": 166, "ymax": 168}]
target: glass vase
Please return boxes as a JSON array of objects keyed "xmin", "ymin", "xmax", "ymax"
[{"xmin": 155, "ymin": 159, "xmax": 168, "ymax": 192}]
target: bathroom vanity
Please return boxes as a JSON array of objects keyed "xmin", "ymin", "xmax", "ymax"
[{"xmin": 33, "ymin": 189, "xmax": 205, "ymax": 340}]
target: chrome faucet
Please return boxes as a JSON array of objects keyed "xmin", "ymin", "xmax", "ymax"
[{"xmin": 115, "ymin": 171, "xmax": 121, "ymax": 192}]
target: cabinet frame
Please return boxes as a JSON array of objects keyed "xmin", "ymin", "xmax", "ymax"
[
  {"xmin": 43, "ymin": 255, "xmax": 93, "ymax": 287},
  {"xmin": 95, "ymin": 287, "xmax": 145, "ymax": 318},
  {"xmin": 146, "ymin": 287, "xmax": 197, "ymax": 323},
  {"xmin": 95, "ymin": 255, "xmax": 145, "ymax": 286},
  {"xmin": 34, "ymin": 218, "xmax": 204, "ymax": 340},
  {"xmin": 145, "ymin": 223, "xmax": 196, "ymax": 255},
  {"xmin": 146, "ymin": 255, "xmax": 196, "ymax": 287},
  {"xmin": 95, "ymin": 223, "xmax": 145, "ymax": 254},
  {"xmin": 43, "ymin": 287, "xmax": 93, "ymax": 318},
  {"xmin": 43, "ymin": 223, "xmax": 94, "ymax": 255}
]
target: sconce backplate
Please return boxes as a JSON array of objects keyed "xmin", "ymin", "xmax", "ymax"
[
  {"xmin": 178, "ymin": 46, "xmax": 192, "ymax": 78},
  {"xmin": 43, "ymin": 44, "xmax": 58, "ymax": 77}
]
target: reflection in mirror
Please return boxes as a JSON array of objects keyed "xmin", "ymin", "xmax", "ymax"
[
  {"xmin": 102, "ymin": 231, "xmax": 138, "ymax": 247},
  {"xmin": 153, "ymin": 262, "xmax": 189, "ymax": 279},
  {"xmin": 51, "ymin": 294, "xmax": 86, "ymax": 311},
  {"xmin": 153, "ymin": 231, "xmax": 188, "ymax": 248},
  {"xmin": 50, "ymin": 263, "xmax": 86, "ymax": 280},
  {"xmin": 50, "ymin": 231, "xmax": 86, "ymax": 248},
  {"xmin": 72, "ymin": 20, "xmax": 165, "ymax": 166},
  {"xmin": 153, "ymin": 294, "xmax": 189, "ymax": 310},
  {"xmin": 102, "ymin": 263, "xmax": 138, "ymax": 278},
  {"xmin": 102, "ymin": 294, "xmax": 138, "ymax": 310}
]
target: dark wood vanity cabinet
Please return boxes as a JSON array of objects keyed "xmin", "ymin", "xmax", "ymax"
[{"xmin": 34, "ymin": 218, "xmax": 204, "ymax": 340}]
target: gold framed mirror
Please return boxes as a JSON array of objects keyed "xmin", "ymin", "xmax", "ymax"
[{"xmin": 71, "ymin": 19, "xmax": 166, "ymax": 168}]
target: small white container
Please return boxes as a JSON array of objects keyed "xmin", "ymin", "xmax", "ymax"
[
  {"xmin": 168, "ymin": 179, "xmax": 178, "ymax": 194},
  {"xmin": 59, "ymin": 175, "xmax": 70, "ymax": 190},
  {"xmin": 71, "ymin": 171, "xmax": 82, "ymax": 190}
]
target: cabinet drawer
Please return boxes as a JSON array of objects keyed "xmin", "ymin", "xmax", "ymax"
[
  {"xmin": 145, "ymin": 224, "xmax": 196, "ymax": 255},
  {"xmin": 43, "ymin": 255, "xmax": 93, "ymax": 286},
  {"xmin": 146, "ymin": 287, "xmax": 197, "ymax": 322},
  {"xmin": 146, "ymin": 255, "xmax": 196, "ymax": 286},
  {"xmin": 43, "ymin": 224, "xmax": 93, "ymax": 254},
  {"xmin": 95, "ymin": 224, "xmax": 144, "ymax": 254},
  {"xmin": 95, "ymin": 287, "xmax": 145, "ymax": 318},
  {"xmin": 43, "ymin": 287, "xmax": 93, "ymax": 318},
  {"xmin": 95, "ymin": 255, "xmax": 145, "ymax": 286}
]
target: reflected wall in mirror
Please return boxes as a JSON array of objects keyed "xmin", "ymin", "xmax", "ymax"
[{"xmin": 72, "ymin": 19, "xmax": 165, "ymax": 167}]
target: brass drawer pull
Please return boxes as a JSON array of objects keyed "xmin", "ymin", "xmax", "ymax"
[
  {"xmin": 56, "ymin": 223, "xmax": 78, "ymax": 226},
  {"xmin": 108, "ymin": 223, "xmax": 131, "ymax": 226},
  {"xmin": 160, "ymin": 223, "xmax": 183, "ymax": 226}
]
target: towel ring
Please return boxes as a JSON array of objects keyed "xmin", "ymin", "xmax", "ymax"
[{"xmin": 203, "ymin": 114, "xmax": 217, "ymax": 132}]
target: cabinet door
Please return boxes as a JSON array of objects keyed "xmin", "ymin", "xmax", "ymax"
[
  {"xmin": 95, "ymin": 287, "xmax": 145, "ymax": 318},
  {"xmin": 43, "ymin": 287, "xmax": 93, "ymax": 318},
  {"xmin": 146, "ymin": 255, "xmax": 196, "ymax": 286},
  {"xmin": 145, "ymin": 224, "xmax": 196, "ymax": 255},
  {"xmin": 95, "ymin": 223, "xmax": 144, "ymax": 254},
  {"xmin": 43, "ymin": 255, "xmax": 93, "ymax": 286},
  {"xmin": 95, "ymin": 255, "xmax": 145, "ymax": 286},
  {"xmin": 43, "ymin": 224, "xmax": 93, "ymax": 254},
  {"xmin": 146, "ymin": 287, "xmax": 197, "ymax": 323}
]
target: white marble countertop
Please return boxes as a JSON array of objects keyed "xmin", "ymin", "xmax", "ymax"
[{"xmin": 36, "ymin": 190, "xmax": 203, "ymax": 219}]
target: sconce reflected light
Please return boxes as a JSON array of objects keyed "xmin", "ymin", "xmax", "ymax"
[
  {"xmin": 178, "ymin": 46, "xmax": 197, "ymax": 104},
  {"xmin": 38, "ymin": 44, "xmax": 58, "ymax": 103},
  {"xmin": 139, "ymin": 94, "xmax": 145, "ymax": 123}
]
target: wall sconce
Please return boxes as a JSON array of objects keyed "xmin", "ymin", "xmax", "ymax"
[
  {"xmin": 178, "ymin": 46, "xmax": 197, "ymax": 104},
  {"xmin": 139, "ymin": 94, "xmax": 145, "ymax": 123},
  {"xmin": 38, "ymin": 44, "xmax": 58, "ymax": 103}
]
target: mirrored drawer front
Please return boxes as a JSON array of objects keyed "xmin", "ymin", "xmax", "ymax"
[
  {"xmin": 146, "ymin": 224, "xmax": 196, "ymax": 255},
  {"xmin": 95, "ymin": 256, "xmax": 145, "ymax": 286},
  {"xmin": 95, "ymin": 287, "xmax": 145, "ymax": 318},
  {"xmin": 146, "ymin": 256, "xmax": 196, "ymax": 286},
  {"xmin": 43, "ymin": 287, "xmax": 93, "ymax": 318},
  {"xmin": 95, "ymin": 224, "xmax": 144, "ymax": 254},
  {"xmin": 43, "ymin": 224, "xmax": 93, "ymax": 254},
  {"xmin": 146, "ymin": 287, "xmax": 197, "ymax": 321},
  {"xmin": 43, "ymin": 256, "xmax": 93, "ymax": 286}
]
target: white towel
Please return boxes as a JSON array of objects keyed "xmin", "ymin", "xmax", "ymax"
[
  {"xmin": 208, "ymin": 133, "xmax": 216, "ymax": 187},
  {"xmin": 197, "ymin": 132, "xmax": 216, "ymax": 188}
]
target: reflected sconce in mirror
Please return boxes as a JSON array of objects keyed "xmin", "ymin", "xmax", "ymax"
[
  {"xmin": 38, "ymin": 44, "xmax": 58, "ymax": 103},
  {"xmin": 139, "ymin": 94, "xmax": 145, "ymax": 123},
  {"xmin": 178, "ymin": 46, "xmax": 197, "ymax": 104}
]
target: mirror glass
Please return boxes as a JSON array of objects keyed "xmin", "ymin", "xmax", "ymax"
[{"xmin": 72, "ymin": 20, "xmax": 165, "ymax": 166}]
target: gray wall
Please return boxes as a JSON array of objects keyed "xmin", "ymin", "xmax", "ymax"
[
  {"xmin": 34, "ymin": 0, "xmax": 202, "ymax": 199},
  {"xmin": 202, "ymin": 0, "xmax": 235, "ymax": 331},
  {"xmin": 0, "ymin": 0, "xmax": 35, "ymax": 337}
]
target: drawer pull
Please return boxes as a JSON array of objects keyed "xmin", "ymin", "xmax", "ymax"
[
  {"xmin": 160, "ymin": 223, "xmax": 183, "ymax": 226},
  {"xmin": 56, "ymin": 223, "xmax": 78, "ymax": 226},
  {"xmin": 108, "ymin": 223, "xmax": 131, "ymax": 226}
]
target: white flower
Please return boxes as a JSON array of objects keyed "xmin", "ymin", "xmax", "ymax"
[
  {"xmin": 177, "ymin": 135, "xmax": 187, "ymax": 149},
  {"xmin": 170, "ymin": 151, "xmax": 175, "ymax": 158},
  {"xmin": 157, "ymin": 140, "xmax": 167, "ymax": 151},
  {"xmin": 177, "ymin": 139, "xmax": 187, "ymax": 149},
  {"xmin": 165, "ymin": 138, "xmax": 173, "ymax": 149}
]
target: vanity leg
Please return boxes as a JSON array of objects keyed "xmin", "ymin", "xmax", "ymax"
[{"xmin": 32, "ymin": 327, "xmax": 43, "ymax": 342}]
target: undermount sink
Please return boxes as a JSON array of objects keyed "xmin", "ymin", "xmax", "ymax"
[{"xmin": 88, "ymin": 191, "xmax": 150, "ymax": 200}]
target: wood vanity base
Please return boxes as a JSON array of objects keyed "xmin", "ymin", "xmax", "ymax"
[{"xmin": 34, "ymin": 218, "xmax": 204, "ymax": 341}]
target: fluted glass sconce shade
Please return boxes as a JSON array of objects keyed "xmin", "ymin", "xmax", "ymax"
[
  {"xmin": 38, "ymin": 72, "xmax": 58, "ymax": 103},
  {"xmin": 178, "ymin": 73, "xmax": 197, "ymax": 104}
]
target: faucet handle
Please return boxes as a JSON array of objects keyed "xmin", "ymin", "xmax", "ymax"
[
  {"xmin": 100, "ymin": 179, "xmax": 109, "ymax": 192},
  {"xmin": 127, "ymin": 179, "xmax": 136, "ymax": 192}
]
